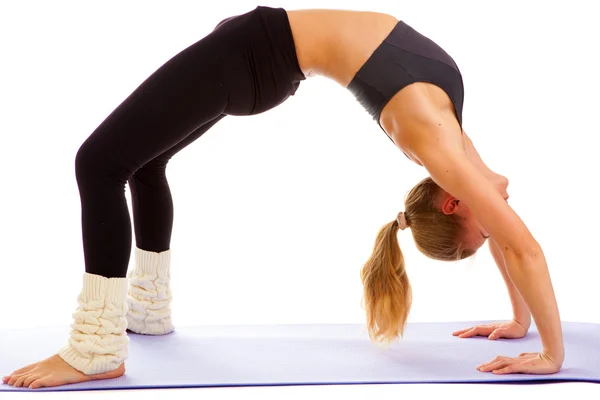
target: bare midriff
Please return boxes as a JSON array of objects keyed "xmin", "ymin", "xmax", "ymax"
[
  {"xmin": 286, "ymin": 9, "xmax": 398, "ymax": 86},
  {"xmin": 285, "ymin": 9, "xmax": 462, "ymax": 166}
]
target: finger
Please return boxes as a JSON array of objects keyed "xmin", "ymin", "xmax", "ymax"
[
  {"xmin": 453, "ymin": 324, "xmax": 488, "ymax": 335},
  {"xmin": 457, "ymin": 327, "xmax": 478, "ymax": 338},
  {"xmin": 452, "ymin": 327, "xmax": 473, "ymax": 336},
  {"xmin": 454, "ymin": 323, "xmax": 497, "ymax": 336},
  {"xmin": 459, "ymin": 327, "xmax": 483, "ymax": 338},
  {"xmin": 479, "ymin": 360, "xmax": 508, "ymax": 372},
  {"xmin": 479, "ymin": 355, "xmax": 508, "ymax": 367},
  {"xmin": 493, "ymin": 363, "xmax": 526, "ymax": 375},
  {"xmin": 488, "ymin": 328, "xmax": 506, "ymax": 340},
  {"xmin": 459, "ymin": 326, "xmax": 492, "ymax": 338},
  {"xmin": 478, "ymin": 356, "xmax": 511, "ymax": 372}
]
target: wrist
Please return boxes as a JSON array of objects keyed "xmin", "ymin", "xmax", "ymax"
[
  {"xmin": 512, "ymin": 315, "xmax": 531, "ymax": 331},
  {"xmin": 543, "ymin": 348, "xmax": 564, "ymax": 367}
]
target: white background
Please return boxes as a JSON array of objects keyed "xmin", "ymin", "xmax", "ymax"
[{"xmin": 1, "ymin": 0, "xmax": 598, "ymax": 398}]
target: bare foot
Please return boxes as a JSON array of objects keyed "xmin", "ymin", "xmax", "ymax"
[{"xmin": 2, "ymin": 354, "xmax": 125, "ymax": 389}]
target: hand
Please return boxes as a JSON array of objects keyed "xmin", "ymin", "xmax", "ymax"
[
  {"xmin": 477, "ymin": 352, "xmax": 561, "ymax": 375},
  {"xmin": 452, "ymin": 320, "xmax": 528, "ymax": 340}
]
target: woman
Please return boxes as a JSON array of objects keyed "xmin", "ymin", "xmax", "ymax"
[{"xmin": 2, "ymin": 5, "xmax": 562, "ymax": 389}]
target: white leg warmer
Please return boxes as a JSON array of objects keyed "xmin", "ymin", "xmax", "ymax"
[
  {"xmin": 58, "ymin": 273, "xmax": 129, "ymax": 375},
  {"xmin": 126, "ymin": 248, "xmax": 174, "ymax": 335}
]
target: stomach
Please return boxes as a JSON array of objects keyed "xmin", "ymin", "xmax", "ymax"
[{"xmin": 285, "ymin": 9, "xmax": 398, "ymax": 86}]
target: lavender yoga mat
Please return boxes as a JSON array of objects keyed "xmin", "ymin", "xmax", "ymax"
[{"xmin": 1, "ymin": 321, "xmax": 598, "ymax": 391}]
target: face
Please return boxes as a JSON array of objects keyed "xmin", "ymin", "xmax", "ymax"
[{"xmin": 439, "ymin": 172, "xmax": 510, "ymax": 251}]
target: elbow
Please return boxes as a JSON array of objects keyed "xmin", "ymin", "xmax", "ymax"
[
  {"xmin": 499, "ymin": 233, "xmax": 542, "ymax": 257},
  {"xmin": 501, "ymin": 240, "xmax": 549, "ymax": 289},
  {"xmin": 502, "ymin": 239, "xmax": 544, "ymax": 262}
]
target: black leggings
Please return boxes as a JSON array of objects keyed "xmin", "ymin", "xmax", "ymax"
[{"xmin": 75, "ymin": 6, "xmax": 304, "ymax": 278}]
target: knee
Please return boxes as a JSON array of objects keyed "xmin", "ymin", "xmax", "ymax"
[
  {"xmin": 75, "ymin": 139, "xmax": 103, "ymax": 183},
  {"xmin": 129, "ymin": 158, "xmax": 169, "ymax": 185},
  {"xmin": 75, "ymin": 139, "xmax": 128, "ymax": 186}
]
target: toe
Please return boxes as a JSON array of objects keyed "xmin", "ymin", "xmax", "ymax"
[
  {"xmin": 23, "ymin": 374, "xmax": 40, "ymax": 388},
  {"xmin": 14, "ymin": 374, "xmax": 28, "ymax": 388},
  {"xmin": 29, "ymin": 377, "xmax": 47, "ymax": 389},
  {"xmin": 7, "ymin": 374, "xmax": 22, "ymax": 386}
]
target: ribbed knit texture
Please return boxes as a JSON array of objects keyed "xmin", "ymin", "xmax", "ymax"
[
  {"xmin": 58, "ymin": 273, "xmax": 129, "ymax": 375},
  {"xmin": 126, "ymin": 248, "xmax": 174, "ymax": 335}
]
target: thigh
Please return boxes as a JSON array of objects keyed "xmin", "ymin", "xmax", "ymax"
[
  {"xmin": 81, "ymin": 34, "xmax": 230, "ymax": 175},
  {"xmin": 153, "ymin": 114, "xmax": 226, "ymax": 165}
]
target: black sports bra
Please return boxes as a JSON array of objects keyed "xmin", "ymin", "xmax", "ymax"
[{"xmin": 348, "ymin": 20, "xmax": 465, "ymax": 143}]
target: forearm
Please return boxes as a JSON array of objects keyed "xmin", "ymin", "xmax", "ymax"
[
  {"xmin": 503, "ymin": 246, "xmax": 564, "ymax": 364},
  {"xmin": 488, "ymin": 240, "xmax": 531, "ymax": 328}
]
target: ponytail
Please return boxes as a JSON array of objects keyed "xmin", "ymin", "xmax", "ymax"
[{"xmin": 360, "ymin": 219, "xmax": 412, "ymax": 344}]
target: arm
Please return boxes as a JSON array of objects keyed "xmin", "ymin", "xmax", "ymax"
[
  {"xmin": 458, "ymin": 132, "xmax": 532, "ymax": 327},
  {"xmin": 444, "ymin": 131, "xmax": 532, "ymax": 329},
  {"xmin": 488, "ymin": 239, "xmax": 531, "ymax": 330},
  {"xmin": 452, "ymin": 240, "xmax": 531, "ymax": 340},
  {"xmin": 400, "ymin": 117, "xmax": 563, "ymax": 367}
]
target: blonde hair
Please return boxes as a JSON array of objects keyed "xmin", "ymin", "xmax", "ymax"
[{"xmin": 360, "ymin": 177, "xmax": 475, "ymax": 344}]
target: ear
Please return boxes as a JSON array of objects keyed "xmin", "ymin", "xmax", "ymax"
[{"xmin": 440, "ymin": 194, "xmax": 460, "ymax": 215}]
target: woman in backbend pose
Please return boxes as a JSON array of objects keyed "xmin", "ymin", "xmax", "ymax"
[{"xmin": 2, "ymin": 6, "xmax": 563, "ymax": 389}]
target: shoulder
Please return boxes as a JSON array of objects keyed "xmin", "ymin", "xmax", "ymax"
[
  {"xmin": 382, "ymin": 86, "xmax": 536, "ymax": 255},
  {"xmin": 379, "ymin": 82, "xmax": 463, "ymax": 162}
]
